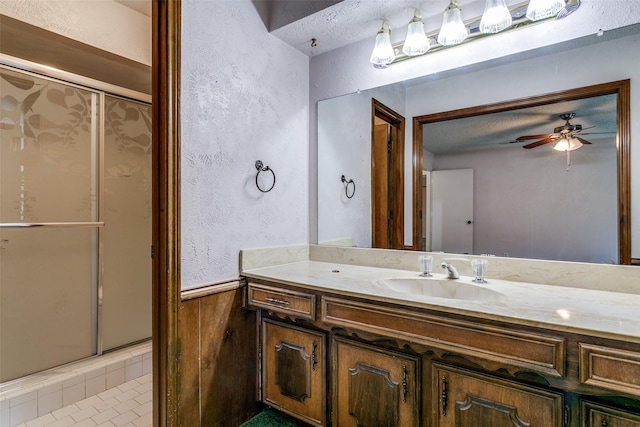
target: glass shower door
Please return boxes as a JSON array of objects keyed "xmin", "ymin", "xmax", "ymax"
[{"xmin": 0, "ymin": 67, "xmax": 100, "ymax": 382}]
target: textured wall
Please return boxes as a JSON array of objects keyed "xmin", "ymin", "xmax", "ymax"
[
  {"xmin": 0, "ymin": 0, "xmax": 151, "ymax": 65},
  {"xmin": 181, "ymin": 0, "xmax": 309, "ymax": 289}
]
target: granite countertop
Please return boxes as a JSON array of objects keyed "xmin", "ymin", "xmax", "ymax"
[{"xmin": 242, "ymin": 260, "xmax": 640, "ymax": 343}]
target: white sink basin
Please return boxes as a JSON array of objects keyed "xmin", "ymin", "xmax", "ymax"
[{"xmin": 375, "ymin": 277, "xmax": 505, "ymax": 302}]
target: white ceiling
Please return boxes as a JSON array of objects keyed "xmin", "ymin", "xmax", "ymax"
[
  {"xmin": 270, "ymin": 0, "xmax": 527, "ymax": 56},
  {"xmin": 422, "ymin": 95, "xmax": 617, "ymax": 154}
]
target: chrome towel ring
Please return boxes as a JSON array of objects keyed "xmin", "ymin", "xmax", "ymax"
[
  {"xmin": 255, "ymin": 160, "xmax": 276, "ymax": 193},
  {"xmin": 341, "ymin": 175, "xmax": 355, "ymax": 199}
]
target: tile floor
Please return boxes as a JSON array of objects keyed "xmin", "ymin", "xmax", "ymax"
[{"xmin": 13, "ymin": 374, "xmax": 152, "ymax": 427}]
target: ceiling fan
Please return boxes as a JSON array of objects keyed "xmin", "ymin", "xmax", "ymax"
[{"xmin": 515, "ymin": 113, "xmax": 598, "ymax": 150}]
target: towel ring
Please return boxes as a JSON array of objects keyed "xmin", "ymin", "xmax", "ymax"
[
  {"xmin": 341, "ymin": 175, "xmax": 355, "ymax": 199},
  {"xmin": 255, "ymin": 160, "xmax": 276, "ymax": 193}
]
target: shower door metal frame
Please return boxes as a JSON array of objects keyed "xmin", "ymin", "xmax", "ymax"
[{"xmin": 0, "ymin": 54, "xmax": 151, "ymax": 362}]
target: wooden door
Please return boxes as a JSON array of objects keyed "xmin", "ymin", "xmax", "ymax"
[
  {"xmin": 433, "ymin": 363, "xmax": 563, "ymax": 427},
  {"xmin": 262, "ymin": 319, "xmax": 326, "ymax": 426},
  {"xmin": 372, "ymin": 99, "xmax": 404, "ymax": 250},
  {"xmin": 333, "ymin": 337, "xmax": 419, "ymax": 427}
]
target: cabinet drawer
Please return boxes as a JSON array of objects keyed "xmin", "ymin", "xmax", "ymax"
[
  {"xmin": 248, "ymin": 283, "xmax": 316, "ymax": 320},
  {"xmin": 582, "ymin": 401, "xmax": 640, "ymax": 427},
  {"xmin": 579, "ymin": 343, "xmax": 640, "ymax": 397},
  {"xmin": 323, "ymin": 297, "xmax": 565, "ymax": 377}
]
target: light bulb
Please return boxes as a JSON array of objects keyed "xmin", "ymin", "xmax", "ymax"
[{"xmin": 526, "ymin": 0, "xmax": 564, "ymax": 21}]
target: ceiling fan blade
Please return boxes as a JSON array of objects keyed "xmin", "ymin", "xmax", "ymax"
[
  {"xmin": 515, "ymin": 133, "xmax": 552, "ymax": 142},
  {"xmin": 522, "ymin": 137, "xmax": 555, "ymax": 149},
  {"xmin": 575, "ymin": 137, "xmax": 592, "ymax": 145}
]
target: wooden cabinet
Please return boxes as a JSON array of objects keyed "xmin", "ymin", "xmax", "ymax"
[
  {"xmin": 332, "ymin": 337, "xmax": 420, "ymax": 427},
  {"xmin": 582, "ymin": 401, "xmax": 640, "ymax": 427},
  {"xmin": 433, "ymin": 363, "xmax": 564, "ymax": 427},
  {"xmin": 261, "ymin": 319, "xmax": 326, "ymax": 426}
]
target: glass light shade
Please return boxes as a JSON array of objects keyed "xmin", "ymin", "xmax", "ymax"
[
  {"xmin": 402, "ymin": 11, "xmax": 430, "ymax": 56},
  {"xmin": 526, "ymin": 0, "xmax": 564, "ymax": 21},
  {"xmin": 479, "ymin": 0, "xmax": 512, "ymax": 34},
  {"xmin": 553, "ymin": 136, "xmax": 583, "ymax": 151},
  {"xmin": 437, "ymin": 1, "xmax": 468, "ymax": 46},
  {"xmin": 370, "ymin": 22, "xmax": 395, "ymax": 66}
]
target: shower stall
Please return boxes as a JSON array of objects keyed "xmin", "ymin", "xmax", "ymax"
[{"xmin": 0, "ymin": 60, "xmax": 152, "ymax": 383}]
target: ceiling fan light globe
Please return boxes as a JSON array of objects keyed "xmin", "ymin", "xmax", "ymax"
[{"xmin": 553, "ymin": 136, "xmax": 583, "ymax": 151}]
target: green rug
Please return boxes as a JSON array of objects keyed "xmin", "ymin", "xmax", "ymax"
[{"xmin": 239, "ymin": 409, "xmax": 302, "ymax": 427}]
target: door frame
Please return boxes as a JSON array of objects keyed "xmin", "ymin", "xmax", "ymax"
[
  {"xmin": 152, "ymin": 1, "xmax": 181, "ymax": 425},
  {"xmin": 371, "ymin": 98, "xmax": 405, "ymax": 250}
]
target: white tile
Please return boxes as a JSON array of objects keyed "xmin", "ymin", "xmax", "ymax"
[
  {"xmin": 125, "ymin": 355, "xmax": 143, "ymax": 366},
  {"xmin": 114, "ymin": 390, "xmax": 138, "ymax": 404},
  {"xmin": 86, "ymin": 368, "xmax": 106, "ymax": 380},
  {"xmin": 135, "ymin": 374, "xmax": 152, "ymax": 385},
  {"xmin": 111, "ymin": 411, "xmax": 137, "ymax": 427},
  {"xmin": 62, "ymin": 382, "xmax": 85, "ymax": 406},
  {"xmin": 141, "ymin": 358, "xmax": 152, "ymax": 376},
  {"xmin": 47, "ymin": 416, "xmax": 76, "ymax": 427},
  {"xmin": 62, "ymin": 374, "xmax": 85, "ymax": 388},
  {"xmin": 2, "ymin": 399, "xmax": 11, "ymax": 426},
  {"xmin": 113, "ymin": 399, "xmax": 138, "ymax": 415},
  {"xmin": 94, "ymin": 397, "xmax": 120, "ymax": 412},
  {"xmin": 95, "ymin": 422, "xmax": 116, "ymax": 427},
  {"xmin": 133, "ymin": 390, "xmax": 151, "ymax": 405},
  {"xmin": 133, "ymin": 381, "xmax": 152, "ymax": 395},
  {"xmin": 86, "ymin": 373, "xmax": 106, "ymax": 397},
  {"xmin": 37, "ymin": 389, "xmax": 62, "ymax": 416},
  {"xmin": 73, "ymin": 418, "xmax": 98, "ymax": 427},
  {"xmin": 10, "ymin": 398, "xmax": 37, "ymax": 427},
  {"xmin": 25, "ymin": 413, "xmax": 56, "ymax": 427},
  {"xmin": 37, "ymin": 383, "xmax": 62, "ymax": 398},
  {"xmin": 97, "ymin": 388, "xmax": 121, "ymax": 401},
  {"xmin": 116, "ymin": 380, "xmax": 138, "ymax": 393},
  {"xmin": 51, "ymin": 403, "xmax": 80, "ymax": 420},
  {"xmin": 132, "ymin": 401, "xmax": 152, "ymax": 417},
  {"xmin": 76, "ymin": 395, "xmax": 102, "ymax": 410},
  {"xmin": 91, "ymin": 407, "xmax": 119, "ymax": 424},
  {"xmin": 133, "ymin": 412, "xmax": 152, "ymax": 427},
  {"xmin": 106, "ymin": 362, "xmax": 124, "ymax": 373},
  {"xmin": 70, "ymin": 406, "xmax": 99, "ymax": 422},
  {"xmin": 124, "ymin": 362, "xmax": 142, "ymax": 382},
  {"xmin": 10, "ymin": 391, "xmax": 37, "ymax": 407},
  {"xmin": 106, "ymin": 368, "xmax": 125, "ymax": 389}
]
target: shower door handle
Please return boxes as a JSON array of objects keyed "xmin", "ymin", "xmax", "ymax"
[{"xmin": 0, "ymin": 222, "xmax": 105, "ymax": 228}]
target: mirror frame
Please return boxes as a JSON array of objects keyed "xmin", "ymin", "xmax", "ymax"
[{"xmin": 412, "ymin": 80, "xmax": 631, "ymax": 264}]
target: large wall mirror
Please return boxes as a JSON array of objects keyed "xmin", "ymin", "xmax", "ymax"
[{"xmin": 318, "ymin": 79, "xmax": 631, "ymax": 265}]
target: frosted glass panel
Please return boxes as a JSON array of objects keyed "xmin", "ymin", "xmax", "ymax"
[
  {"xmin": 0, "ymin": 68, "xmax": 99, "ymax": 223},
  {"xmin": 0, "ymin": 68, "xmax": 99, "ymax": 381},
  {"xmin": 102, "ymin": 95, "xmax": 152, "ymax": 350}
]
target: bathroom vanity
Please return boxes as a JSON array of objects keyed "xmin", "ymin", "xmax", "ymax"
[{"xmin": 241, "ymin": 246, "xmax": 640, "ymax": 427}]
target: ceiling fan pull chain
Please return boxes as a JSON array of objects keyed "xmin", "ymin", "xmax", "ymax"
[{"xmin": 566, "ymin": 149, "xmax": 571, "ymax": 171}]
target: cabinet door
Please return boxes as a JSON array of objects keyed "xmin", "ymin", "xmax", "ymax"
[
  {"xmin": 262, "ymin": 319, "xmax": 325, "ymax": 426},
  {"xmin": 333, "ymin": 337, "xmax": 420, "ymax": 427},
  {"xmin": 582, "ymin": 401, "xmax": 640, "ymax": 427},
  {"xmin": 434, "ymin": 363, "xmax": 564, "ymax": 427}
]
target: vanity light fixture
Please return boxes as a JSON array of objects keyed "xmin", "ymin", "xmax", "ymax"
[
  {"xmin": 371, "ymin": 0, "xmax": 579, "ymax": 68},
  {"xmin": 437, "ymin": 0, "xmax": 468, "ymax": 46},
  {"xmin": 369, "ymin": 20, "xmax": 395, "ymax": 66},
  {"xmin": 479, "ymin": 0, "xmax": 512, "ymax": 34},
  {"xmin": 402, "ymin": 9, "xmax": 430, "ymax": 56},
  {"xmin": 525, "ymin": 0, "xmax": 564, "ymax": 21}
]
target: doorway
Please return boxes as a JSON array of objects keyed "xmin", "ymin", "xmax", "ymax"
[{"xmin": 371, "ymin": 99, "xmax": 405, "ymax": 249}]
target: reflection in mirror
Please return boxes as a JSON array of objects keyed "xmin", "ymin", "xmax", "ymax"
[
  {"xmin": 421, "ymin": 94, "xmax": 617, "ymax": 263},
  {"xmin": 318, "ymin": 80, "xmax": 630, "ymax": 264}
]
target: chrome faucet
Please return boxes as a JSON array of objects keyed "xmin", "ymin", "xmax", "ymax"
[{"xmin": 441, "ymin": 262, "xmax": 459, "ymax": 279}]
